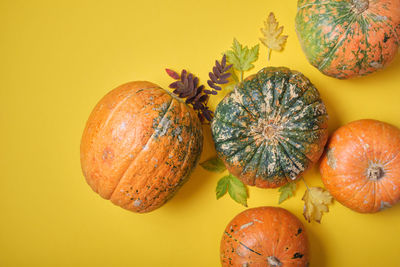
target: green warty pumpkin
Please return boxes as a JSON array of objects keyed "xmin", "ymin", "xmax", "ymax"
[{"xmin": 211, "ymin": 67, "xmax": 329, "ymax": 188}]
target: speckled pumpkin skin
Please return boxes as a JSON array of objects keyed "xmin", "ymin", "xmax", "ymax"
[
  {"xmin": 220, "ymin": 207, "xmax": 309, "ymax": 267},
  {"xmin": 296, "ymin": 0, "xmax": 400, "ymax": 79},
  {"xmin": 211, "ymin": 67, "xmax": 328, "ymax": 188},
  {"xmin": 320, "ymin": 119, "xmax": 400, "ymax": 213},
  {"xmin": 80, "ymin": 81, "xmax": 203, "ymax": 213}
]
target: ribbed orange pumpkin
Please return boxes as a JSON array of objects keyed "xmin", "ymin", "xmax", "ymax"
[
  {"xmin": 80, "ymin": 81, "xmax": 203, "ymax": 213},
  {"xmin": 220, "ymin": 207, "xmax": 309, "ymax": 267},
  {"xmin": 320, "ymin": 119, "xmax": 400, "ymax": 213}
]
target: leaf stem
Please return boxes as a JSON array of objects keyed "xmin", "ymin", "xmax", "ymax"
[
  {"xmin": 268, "ymin": 48, "xmax": 272, "ymax": 61},
  {"xmin": 240, "ymin": 71, "xmax": 243, "ymax": 82},
  {"xmin": 301, "ymin": 177, "xmax": 310, "ymax": 191}
]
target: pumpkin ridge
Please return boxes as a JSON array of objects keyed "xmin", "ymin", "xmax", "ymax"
[
  {"xmin": 277, "ymin": 140, "xmax": 306, "ymax": 180},
  {"xmin": 144, "ymin": 102, "xmax": 202, "ymax": 211},
  {"xmin": 384, "ymin": 150, "xmax": 400, "ymax": 166},
  {"xmin": 271, "ymin": 146, "xmax": 285, "ymax": 180},
  {"xmin": 379, "ymin": 181, "xmax": 397, "ymax": 206},
  {"xmin": 281, "ymin": 76, "xmax": 311, "ymax": 112},
  {"xmin": 90, "ymin": 86, "xmax": 167, "ymax": 196},
  {"xmin": 255, "ymin": 140, "xmax": 271, "ymax": 179},
  {"xmin": 275, "ymin": 147, "xmax": 292, "ymax": 183},
  {"xmin": 92, "ymin": 90, "xmax": 151, "ymax": 195},
  {"xmin": 281, "ymin": 103, "xmax": 327, "ymax": 127},
  {"xmin": 279, "ymin": 129, "xmax": 324, "ymax": 146},
  {"xmin": 359, "ymin": 15, "xmax": 370, "ymax": 69},
  {"xmin": 272, "ymin": 211, "xmax": 289, "ymax": 260},
  {"xmin": 218, "ymin": 137, "xmax": 257, "ymax": 158},
  {"xmin": 255, "ymin": 71, "xmax": 271, "ymax": 118},
  {"xmin": 214, "ymin": 113, "xmax": 248, "ymax": 130},
  {"xmin": 346, "ymin": 179, "xmax": 370, "ymax": 206},
  {"xmin": 98, "ymin": 86, "xmax": 162, "ymax": 139},
  {"xmin": 272, "ymin": 76, "xmax": 291, "ymax": 122},
  {"xmin": 240, "ymin": 141, "xmax": 266, "ymax": 184},
  {"xmin": 280, "ymin": 95, "xmax": 323, "ymax": 118},
  {"xmin": 256, "ymin": 69, "xmax": 276, "ymax": 119},
  {"xmin": 223, "ymin": 231, "xmax": 263, "ymax": 257},
  {"xmin": 252, "ymin": 71, "xmax": 267, "ymax": 96},
  {"xmin": 278, "ymin": 135, "xmax": 315, "ymax": 164},
  {"xmin": 372, "ymin": 181, "xmax": 378, "ymax": 212},
  {"xmin": 213, "ymin": 133, "xmax": 248, "ymax": 146},
  {"xmin": 347, "ymin": 124, "xmax": 370, "ymax": 158},
  {"xmin": 238, "ymin": 80, "xmax": 263, "ymax": 120},
  {"xmin": 138, "ymin": 101, "xmax": 186, "ymax": 210},
  {"xmin": 108, "ymin": 97, "xmax": 175, "ymax": 199},
  {"xmin": 318, "ymin": 15, "xmax": 358, "ymax": 70},
  {"xmin": 212, "ymin": 120, "xmax": 249, "ymax": 145},
  {"xmin": 286, "ymin": 114, "xmax": 329, "ymax": 130},
  {"xmin": 284, "ymin": 127, "xmax": 328, "ymax": 133},
  {"xmin": 232, "ymin": 89, "xmax": 259, "ymax": 120},
  {"xmin": 380, "ymin": 19, "xmax": 400, "ymax": 45}
]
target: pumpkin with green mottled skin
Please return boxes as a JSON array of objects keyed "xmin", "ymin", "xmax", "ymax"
[
  {"xmin": 80, "ymin": 81, "xmax": 203, "ymax": 213},
  {"xmin": 211, "ymin": 67, "xmax": 328, "ymax": 188},
  {"xmin": 295, "ymin": 0, "xmax": 400, "ymax": 79}
]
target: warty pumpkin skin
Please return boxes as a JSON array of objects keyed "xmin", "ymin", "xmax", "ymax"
[
  {"xmin": 220, "ymin": 207, "xmax": 309, "ymax": 267},
  {"xmin": 296, "ymin": 0, "xmax": 400, "ymax": 79},
  {"xmin": 211, "ymin": 67, "xmax": 328, "ymax": 188},
  {"xmin": 80, "ymin": 81, "xmax": 203, "ymax": 213},
  {"xmin": 320, "ymin": 119, "xmax": 400, "ymax": 213}
]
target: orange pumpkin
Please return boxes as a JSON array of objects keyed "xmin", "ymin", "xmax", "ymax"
[
  {"xmin": 80, "ymin": 81, "xmax": 203, "ymax": 213},
  {"xmin": 320, "ymin": 119, "xmax": 400, "ymax": 213},
  {"xmin": 296, "ymin": 0, "xmax": 400, "ymax": 79},
  {"xmin": 220, "ymin": 207, "xmax": 309, "ymax": 267}
]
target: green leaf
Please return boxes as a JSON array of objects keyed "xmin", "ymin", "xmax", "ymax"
[
  {"xmin": 216, "ymin": 177, "xmax": 229, "ymax": 199},
  {"xmin": 278, "ymin": 182, "xmax": 296, "ymax": 204},
  {"xmin": 200, "ymin": 157, "xmax": 226, "ymax": 173},
  {"xmin": 225, "ymin": 38, "xmax": 260, "ymax": 72},
  {"xmin": 229, "ymin": 67, "xmax": 239, "ymax": 83},
  {"xmin": 215, "ymin": 174, "xmax": 248, "ymax": 206},
  {"xmin": 224, "ymin": 84, "xmax": 236, "ymax": 92},
  {"xmin": 227, "ymin": 174, "xmax": 248, "ymax": 207}
]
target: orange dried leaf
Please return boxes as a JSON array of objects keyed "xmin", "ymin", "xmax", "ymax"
[
  {"xmin": 302, "ymin": 187, "xmax": 333, "ymax": 223},
  {"xmin": 260, "ymin": 12, "xmax": 288, "ymax": 60}
]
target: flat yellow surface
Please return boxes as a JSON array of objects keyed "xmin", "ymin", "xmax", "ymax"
[{"xmin": 1, "ymin": 0, "xmax": 400, "ymax": 266}]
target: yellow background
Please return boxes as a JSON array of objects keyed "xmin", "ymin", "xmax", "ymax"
[{"xmin": 1, "ymin": 0, "xmax": 400, "ymax": 266}]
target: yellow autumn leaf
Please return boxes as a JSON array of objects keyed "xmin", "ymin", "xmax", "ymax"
[
  {"xmin": 302, "ymin": 187, "xmax": 333, "ymax": 223},
  {"xmin": 260, "ymin": 12, "xmax": 288, "ymax": 60}
]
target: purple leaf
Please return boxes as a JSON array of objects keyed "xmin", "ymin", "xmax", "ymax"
[
  {"xmin": 221, "ymin": 54, "xmax": 227, "ymax": 67},
  {"xmin": 220, "ymin": 72, "xmax": 231, "ymax": 80},
  {"xmin": 222, "ymin": 64, "xmax": 233, "ymax": 72},
  {"xmin": 181, "ymin": 70, "xmax": 187, "ymax": 81},
  {"xmin": 193, "ymin": 77, "xmax": 199, "ymax": 88},
  {"xmin": 165, "ymin": 68, "xmax": 180, "ymax": 80},
  {"xmin": 216, "ymin": 60, "xmax": 223, "ymax": 72},
  {"xmin": 218, "ymin": 80, "xmax": 229, "ymax": 84},
  {"xmin": 209, "ymin": 72, "xmax": 218, "ymax": 83},
  {"xmin": 169, "ymin": 81, "xmax": 179, "ymax": 89}
]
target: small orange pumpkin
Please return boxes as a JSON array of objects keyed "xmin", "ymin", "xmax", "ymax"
[
  {"xmin": 80, "ymin": 81, "xmax": 203, "ymax": 213},
  {"xmin": 320, "ymin": 119, "xmax": 400, "ymax": 213},
  {"xmin": 220, "ymin": 207, "xmax": 309, "ymax": 267}
]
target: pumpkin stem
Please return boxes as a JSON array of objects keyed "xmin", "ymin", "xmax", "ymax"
[
  {"xmin": 267, "ymin": 256, "xmax": 282, "ymax": 266},
  {"xmin": 367, "ymin": 165, "xmax": 384, "ymax": 181},
  {"xmin": 263, "ymin": 125, "xmax": 277, "ymax": 139},
  {"xmin": 352, "ymin": 0, "xmax": 369, "ymax": 13}
]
